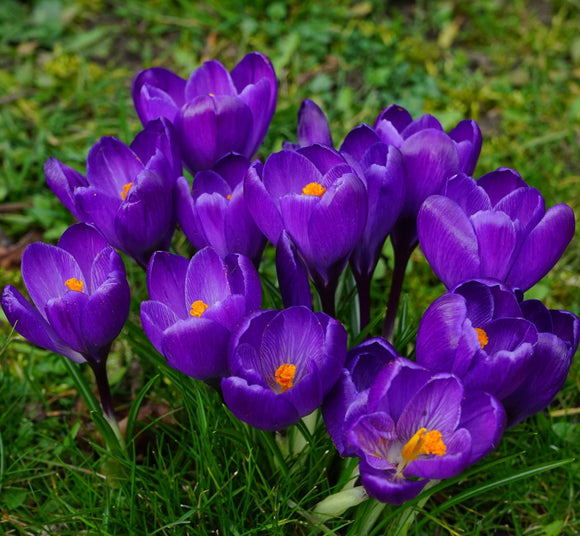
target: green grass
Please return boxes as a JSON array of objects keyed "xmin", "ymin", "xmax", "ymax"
[{"xmin": 1, "ymin": 0, "xmax": 579, "ymax": 534}]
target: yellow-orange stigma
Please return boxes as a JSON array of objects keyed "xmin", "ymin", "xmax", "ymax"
[
  {"xmin": 275, "ymin": 363, "xmax": 296, "ymax": 393},
  {"xmin": 121, "ymin": 182, "xmax": 133, "ymax": 200},
  {"xmin": 474, "ymin": 327, "xmax": 489, "ymax": 349},
  {"xmin": 397, "ymin": 428, "xmax": 446, "ymax": 476},
  {"xmin": 227, "ymin": 194, "xmax": 232, "ymax": 200},
  {"xmin": 209, "ymin": 92, "xmax": 215, "ymax": 97},
  {"xmin": 302, "ymin": 182, "xmax": 326, "ymax": 197},
  {"xmin": 65, "ymin": 278, "xmax": 84, "ymax": 292},
  {"xmin": 190, "ymin": 300, "xmax": 209, "ymax": 317}
]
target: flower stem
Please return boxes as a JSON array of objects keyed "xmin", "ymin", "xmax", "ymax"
[
  {"xmin": 90, "ymin": 360, "xmax": 116, "ymax": 420},
  {"xmin": 382, "ymin": 242, "xmax": 413, "ymax": 342},
  {"xmin": 353, "ymin": 271, "xmax": 371, "ymax": 333}
]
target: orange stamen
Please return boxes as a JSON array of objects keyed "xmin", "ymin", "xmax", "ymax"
[
  {"xmin": 397, "ymin": 427, "xmax": 446, "ymax": 476},
  {"xmin": 65, "ymin": 278, "xmax": 84, "ymax": 292},
  {"xmin": 474, "ymin": 327, "xmax": 489, "ymax": 349},
  {"xmin": 121, "ymin": 182, "xmax": 133, "ymax": 200},
  {"xmin": 190, "ymin": 300, "xmax": 209, "ymax": 317},
  {"xmin": 302, "ymin": 182, "xmax": 326, "ymax": 197},
  {"xmin": 275, "ymin": 363, "xmax": 296, "ymax": 393}
]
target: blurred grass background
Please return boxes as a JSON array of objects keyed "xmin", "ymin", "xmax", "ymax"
[{"xmin": 0, "ymin": 0, "xmax": 579, "ymax": 534}]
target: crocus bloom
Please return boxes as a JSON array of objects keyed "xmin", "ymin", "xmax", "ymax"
[
  {"xmin": 502, "ymin": 300, "xmax": 579, "ymax": 427},
  {"xmin": 45, "ymin": 118, "xmax": 180, "ymax": 268},
  {"xmin": 323, "ymin": 337, "xmax": 399, "ymax": 457},
  {"xmin": 222, "ymin": 306, "xmax": 347, "ymax": 430},
  {"xmin": 244, "ymin": 145, "xmax": 367, "ymax": 314},
  {"xmin": 140, "ymin": 247, "xmax": 261, "ymax": 380},
  {"xmin": 174, "ymin": 153, "xmax": 266, "ymax": 265},
  {"xmin": 1, "ymin": 223, "xmax": 130, "ymax": 366},
  {"xmin": 373, "ymin": 104, "xmax": 479, "ymax": 249},
  {"xmin": 417, "ymin": 170, "xmax": 576, "ymax": 292},
  {"xmin": 415, "ymin": 280, "xmax": 538, "ymax": 400},
  {"xmin": 132, "ymin": 52, "xmax": 277, "ymax": 172},
  {"xmin": 345, "ymin": 358, "xmax": 505, "ymax": 504}
]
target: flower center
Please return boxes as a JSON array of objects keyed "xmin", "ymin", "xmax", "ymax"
[
  {"xmin": 65, "ymin": 278, "xmax": 84, "ymax": 292},
  {"xmin": 209, "ymin": 93, "xmax": 215, "ymax": 97},
  {"xmin": 190, "ymin": 300, "xmax": 209, "ymax": 317},
  {"xmin": 227, "ymin": 194, "xmax": 232, "ymax": 200},
  {"xmin": 121, "ymin": 182, "xmax": 133, "ymax": 200},
  {"xmin": 397, "ymin": 427, "xmax": 446, "ymax": 476},
  {"xmin": 302, "ymin": 182, "xmax": 326, "ymax": 197},
  {"xmin": 275, "ymin": 363, "xmax": 296, "ymax": 393},
  {"xmin": 474, "ymin": 327, "xmax": 489, "ymax": 349}
]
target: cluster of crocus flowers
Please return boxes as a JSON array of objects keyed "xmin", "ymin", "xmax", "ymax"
[{"xmin": 2, "ymin": 49, "xmax": 578, "ymax": 514}]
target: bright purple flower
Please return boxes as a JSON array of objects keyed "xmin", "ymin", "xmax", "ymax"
[
  {"xmin": 322, "ymin": 337, "xmax": 399, "ymax": 456},
  {"xmin": 502, "ymin": 300, "xmax": 579, "ymax": 427},
  {"xmin": 45, "ymin": 119, "xmax": 180, "ymax": 268},
  {"xmin": 222, "ymin": 306, "xmax": 347, "ymax": 430},
  {"xmin": 244, "ymin": 145, "xmax": 367, "ymax": 313},
  {"xmin": 417, "ymin": 170, "xmax": 576, "ymax": 292},
  {"xmin": 141, "ymin": 247, "xmax": 261, "ymax": 381},
  {"xmin": 132, "ymin": 52, "xmax": 277, "ymax": 173},
  {"xmin": 175, "ymin": 153, "xmax": 266, "ymax": 265},
  {"xmin": 373, "ymin": 104, "xmax": 478, "ymax": 250},
  {"xmin": 1, "ymin": 223, "xmax": 130, "ymax": 365},
  {"xmin": 415, "ymin": 280, "xmax": 538, "ymax": 400},
  {"xmin": 345, "ymin": 358, "xmax": 505, "ymax": 505}
]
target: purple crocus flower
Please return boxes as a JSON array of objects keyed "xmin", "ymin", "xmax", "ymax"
[
  {"xmin": 275, "ymin": 231, "xmax": 312, "ymax": 309},
  {"xmin": 174, "ymin": 153, "xmax": 266, "ymax": 265},
  {"xmin": 140, "ymin": 247, "xmax": 261, "ymax": 381},
  {"xmin": 372, "ymin": 105, "xmax": 480, "ymax": 338},
  {"xmin": 132, "ymin": 52, "xmax": 277, "ymax": 173},
  {"xmin": 1, "ymin": 223, "xmax": 130, "ymax": 416},
  {"xmin": 345, "ymin": 358, "xmax": 505, "ymax": 505},
  {"xmin": 417, "ymin": 170, "xmax": 576, "ymax": 292},
  {"xmin": 244, "ymin": 145, "xmax": 367, "ymax": 315},
  {"xmin": 222, "ymin": 306, "xmax": 347, "ymax": 431},
  {"xmin": 502, "ymin": 300, "xmax": 579, "ymax": 427},
  {"xmin": 45, "ymin": 118, "xmax": 180, "ymax": 268},
  {"xmin": 322, "ymin": 337, "xmax": 399, "ymax": 457},
  {"xmin": 415, "ymin": 280, "xmax": 538, "ymax": 400}
]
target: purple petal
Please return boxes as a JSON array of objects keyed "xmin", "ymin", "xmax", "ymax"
[
  {"xmin": 396, "ymin": 375, "xmax": 464, "ymax": 438},
  {"xmin": 86, "ymin": 137, "xmax": 143, "ymax": 197},
  {"xmin": 401, "ymin": 114, "xmax": 443, "ymax": 138},
  {"xmin": 45, "ymin": 290, "xmax": 90, "ymax": 355},
  {"xmin": 141, "ymin": 300, "xmax": 180, "ymax": 354},
  {"xmin": 132, "ymin": 67, "xmax": 186, "ymax": 125},
  {"xmin": 57, "ymin": 223, "xmax": 109, "ymax": 287},
  {"xmin": 44, "ymin": 158, "xmax": 87, "ymax": 220},
  {"xmin": 507, "ymin": 203, "xmax": 575, "ymax": 291},
  {"xmin": 176, "ymin": 95, "xmax": 252, "ymax": 172},
  {"xmin": 400, "ymin": 129, "xmax": 460, "ymax": 217},
  {"xmin": 340, "ymin": 124, "xmax": 381, "ymax": 162},
  {"xmin": 204, "ymin": 294, "xmax": 246, "ymax": 332},
  {"xmin": 276, "ymin": 231, "xmax": 312, "ymax": 309},
  {"xmin": 81, "ymin": 274, "xmax": 130, "ymax": 354},
  {"xmin": 22, "ymin": 243, "xmax": 83, "ymax": 314},
  {"xmin": 374, "ymin": 105, "xmax": 413, "ymax": 137},
  {"xmin": 297, "ymin": 145, "xmax": 345, "ymax": 175},
  {"xmin": 146, "ymin": 251, "xmax": 189, "ymax": 317},
  {"xmin": 477, "ymin": 168, "xmax": 526, "ymax": 206},
  {"xmin": 459, "ymin": 391, "xmax": 505, "ymax": 463},
  {"xmin": 224, "ymin": 252, "xmax": 262, "ymax": 311},
  {"xmin": 259, "ymin": 307, "xmax": 324, "ymax": 381},
  {"xmin": 415, "ymin": 293, "xmax": 478, "ymax": 376},
  {"xmin": 74, "ymin": 187, "xmax": 122, "ymax": 248},
  {"xmin": 174, "ymin": 176, "xmax": 208, "ymax": 250},
  {"xmin": 448, "ymin": 119, "xmax": 482, "ymax": 175},
  {"xmin": 417, "ymin": 195, "xmax": 480, "ymax": 288},
  {"xmin": 195, "ymin": 193, "xmax": 228, "ymax": 257},
  {"xmin": 442, "ymin": 173, "xmax": 491, "ymax": 215},
  {"xmin": 346, "ymin": 411, "xmax": 397, "ymax": 470},
  {"xmin": 185, "ymin": 247, "xmax": 231, "ymax": 307},
  {"xmin": 296, "ymin": 99, "xmax": 332, "ymax": 147},
  {"xmin": 243, "ymin": 161, "xmax": 284, "ymax": 244},
  {"xmin": 359, "ymin": 461, "xmax": 427, "ymax": 505},
  {"xmin": 222, "ymin": 375, "xmax": 300, "ymax": 431},
  {"xmin": 163, "ymin": 318, "xmax": 230, "ymax": 379},
  {"xmin": 185, "ymin": 60, "xmax": 236, "ymax": 99},
  {"xmin": 494, "ymin": 186, "xmax": 545, "ymax": 234},
  {"xmin": 471, "ymin": 210, "xmax": 517, "ymax": 281}
]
